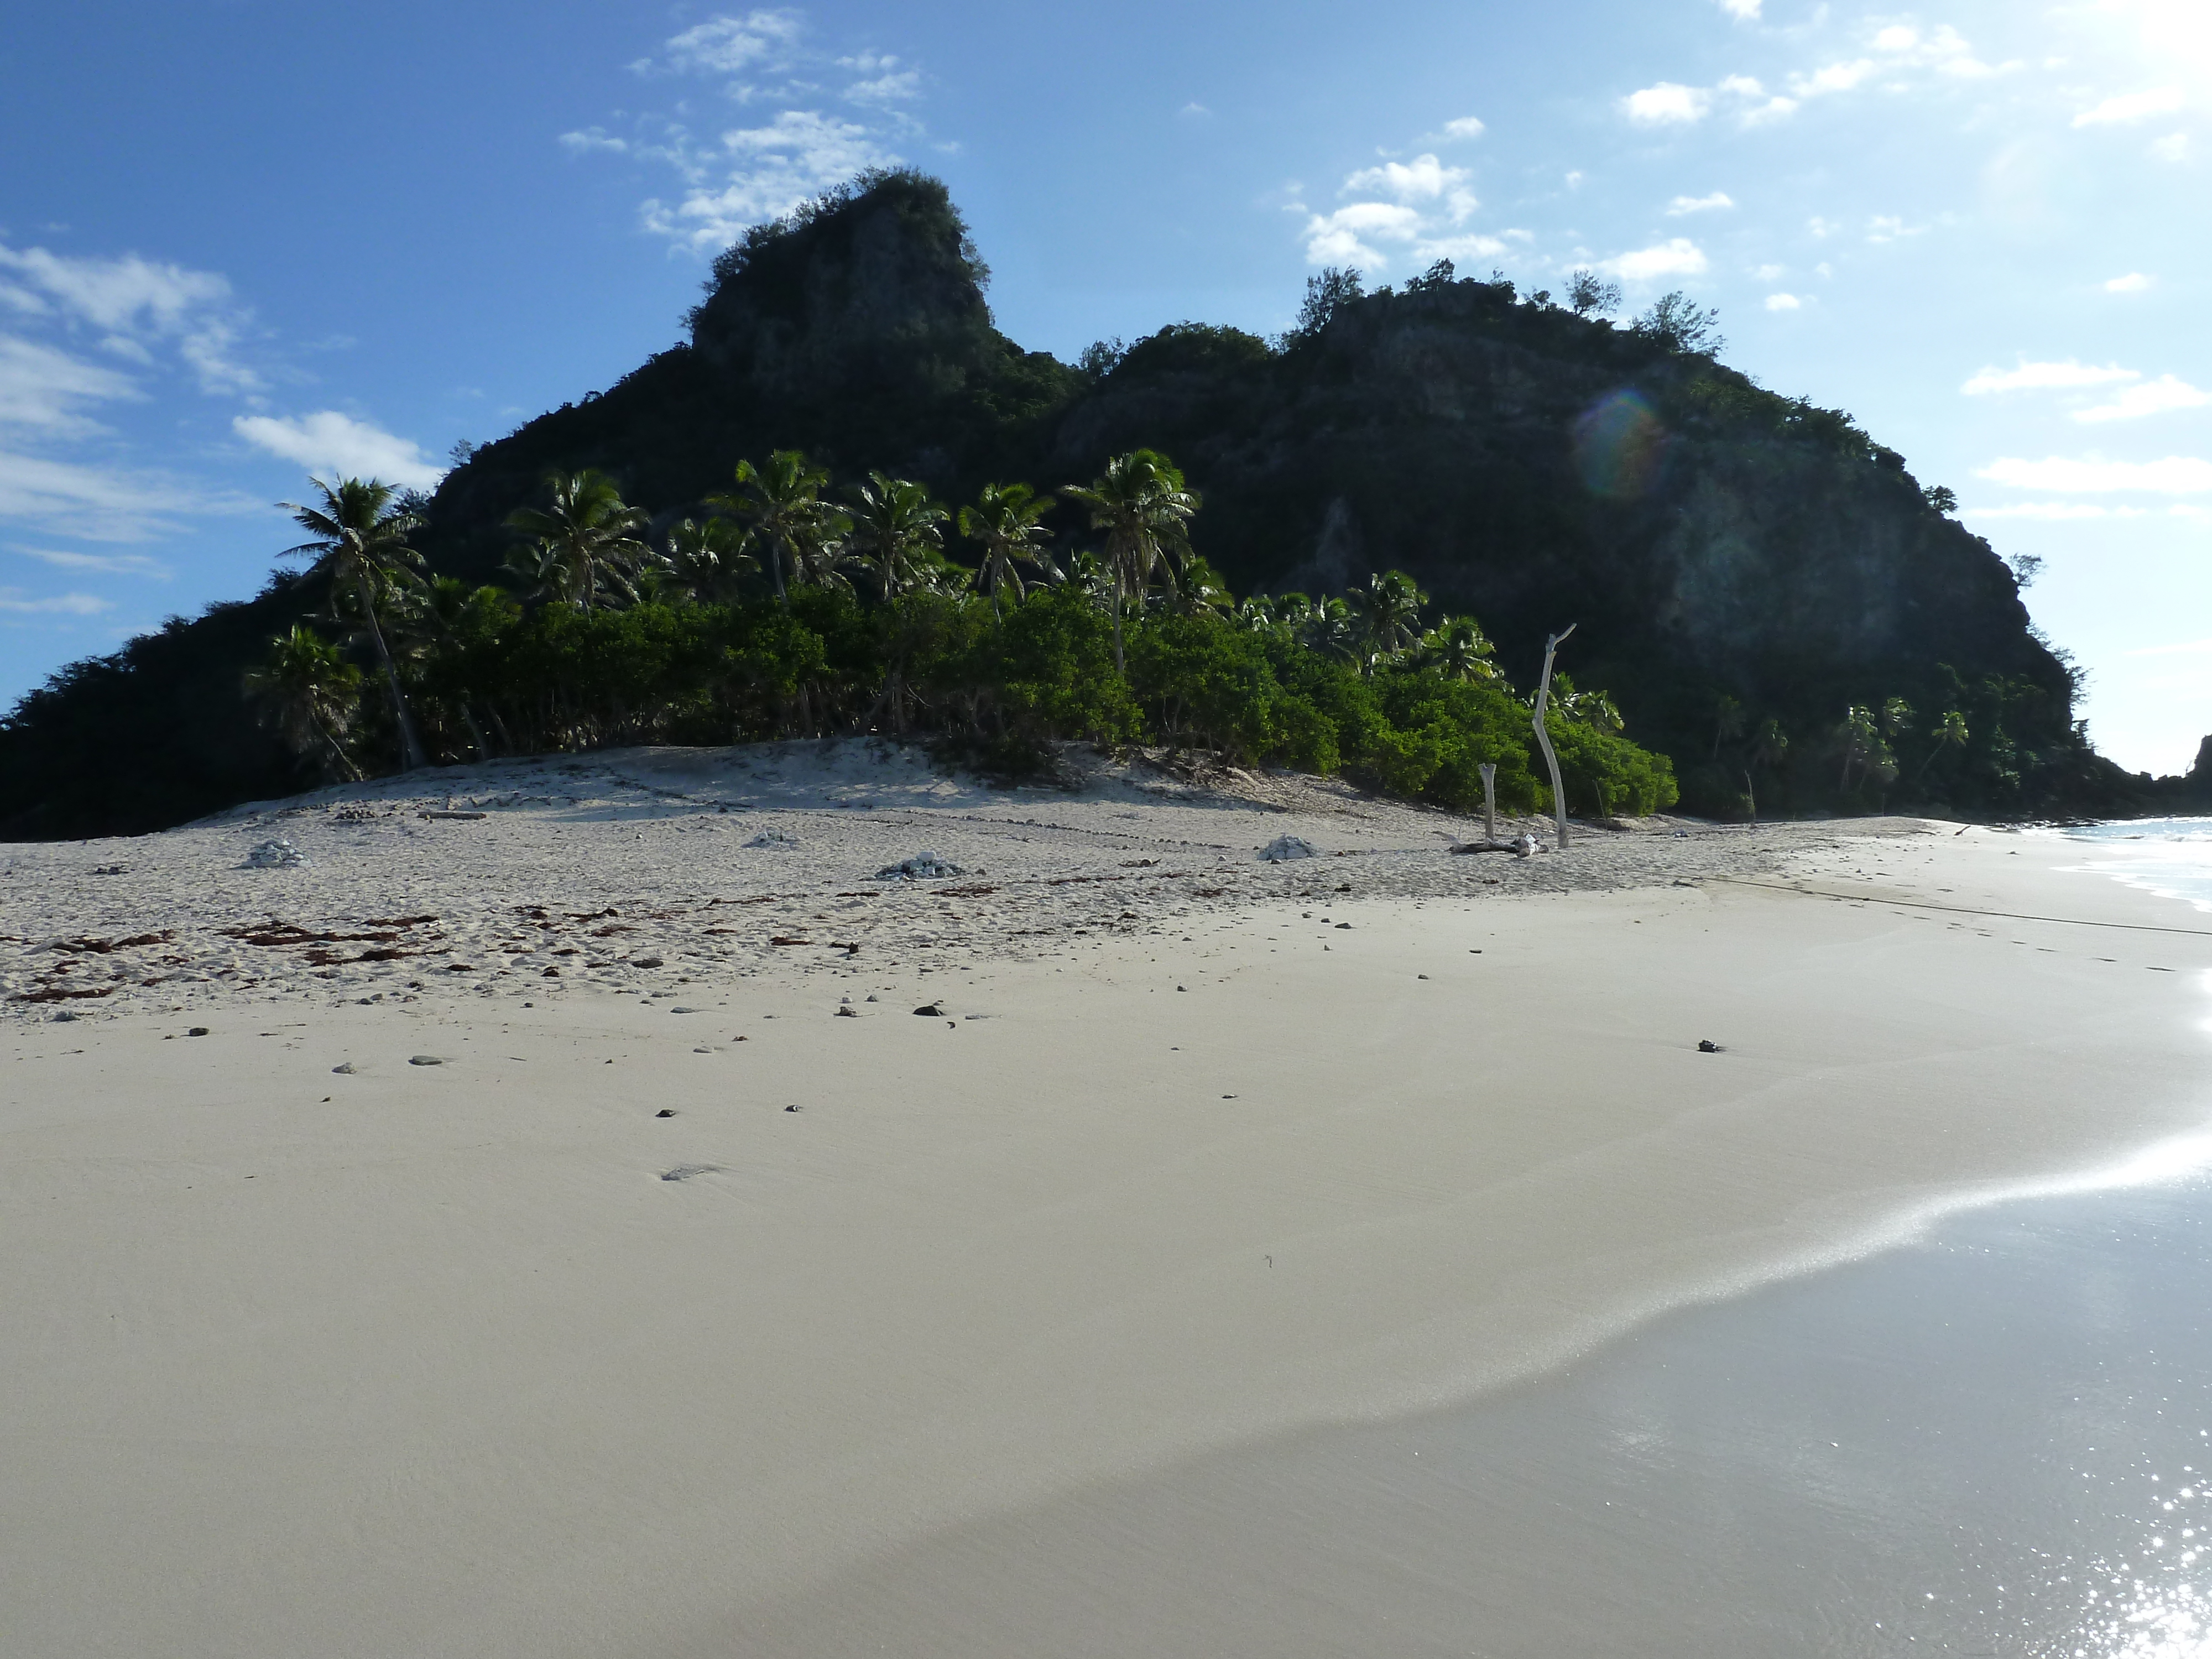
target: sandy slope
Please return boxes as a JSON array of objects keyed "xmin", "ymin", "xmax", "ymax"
[{"xmin": 4, "ymin": 744, "xmax": 2209, "ymax": 1657}]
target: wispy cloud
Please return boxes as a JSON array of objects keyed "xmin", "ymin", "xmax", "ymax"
[
  {"xmin": 2107, "ymin": 272, "xmax": 2154, "ymax": 293},
  {"xmin": 2073, "ymin": 87, "xmax": 2187, "ymax": 127},
  {"xmin": 1619, "ymin": 23, "xmax": 2004, "ymax": 134},
  {"xmin": 233, "ymin": 411, "xmax": 445, "ymax": 491},
  {"xmin": 1715, "ymin": 0, "xmax": 1761, "ymax": 18},
  {"xmin": 656, "ymin": 11, "xmax": 802, "ymax": 76},
  {"xmin": 0, "ymin": 335, "xmax": 142, "ymax": 437},
  {"xmin": 644, "ymin": 109, "xmax": 889, "ymax": 251},
  {"xmin": 0, "ymin": 449, "xmax": 251, "ymax": 541},
  {"xmin": 1599, "ymin": 238, "xmax": 1708, "ymax": 283},
  {"xmin": 11, "ymin": 545, "xmax": 168, "ymax": 577},
  {"xmin": 838, "ymin": 50, "xmax": 919, "ymax": 105},
  {"xmin": 0, "ymin": 585, "xmax": 111, "ymax": 615},
  {"xmin": 1962, "ymin": 359, "xmax": 2138, "ymax": 395},
  {"xmin": 1977, "ymin": 455, "xmax": 2212, "ymax": 494},
  {"xmin": 0, "ymin": 241, "xmax": 260, "ymax": 394},
  {"xmin": 558, "ymin": 128, "xmax": 629, "ymax": 155},
  {"xmin": 1666, "ymin": 191, "xmax": 1735, "ymax": 215},
  {"xmin": 576, "ymin": 12, "xmax": 923, "ymax": 254},
  {"xmin": 2075, "ymin": 376, "xmax": 2211, "ymax": 423},
  {"xmin": 1765, "ymin": 293, "xmax": 1802, "ymax": 311},
  {"xmin": 1441, "ymin": 116, "xmax": 1486, "ymax": 139}
]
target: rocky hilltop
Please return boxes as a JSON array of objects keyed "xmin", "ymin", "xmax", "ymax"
[{"xmin": 0, "ymin": 170, "xmax": 2176, "ymax": 838}]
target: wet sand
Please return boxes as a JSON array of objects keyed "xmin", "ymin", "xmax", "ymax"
[{"xmin": 4, "ymin": 746, "xmax": 2210, "ymax": 1656}]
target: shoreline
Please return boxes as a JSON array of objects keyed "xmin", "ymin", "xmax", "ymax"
[{"xmin": 6, "ymin": 748, "xmax": 2211, "ymax": 1655}]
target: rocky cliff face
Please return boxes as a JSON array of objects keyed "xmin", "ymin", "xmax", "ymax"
[{"xmin": 0, "ymin": 171, "xmax": 2138, "ymax": 837}]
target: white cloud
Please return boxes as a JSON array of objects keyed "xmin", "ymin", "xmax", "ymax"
[
  {"xmin": 2075, "ymin": 375, "xmax": 2211, "ymax": 422},
  {"xmin": 2107, "ymin": 272, "xmax": 2155, "ymax": 293},
  {"xmin": 644, "ymin": 109, "xmax": 891, "ymax": 250},
  {"xmin": 0, "ymin": 586, "xmax": 110, "ymax": 615},
  {"xmin": 1302, "ymin": 202, "xmax": 1425, "ymax": 265},
  {"xmin": 0, "ymin": 450, "xmax": 246, "ymax": 541},
  {"xmin": 1666, "ymin": 191, "xmax": 1735, "ymax": 215},
  {"xmin": 1807, "ymin": 216, "xmax": 1841, "ymax": 238},
  {"xmin": 1716, "ymin": 0, "xmax": 1761, "ymax": 17},
  {"xmin": 0, "ymin": 336, "xmax": 141, "ymax": 436},
  {"xmin": 1343, "ymin": 154, "xmax": 1475, "ymax": 216},
  {"xmin": 1766, "ymin": 293, "xmax": 1802, "ymax": 311},
  {"xmin": 232, "ymin": 411, "xmax": 445, "ymax": 491},
  {"xmin": 1865, "ymin": 215, "xmax": 1922, "ymax": 243},
  {"xmin": 0, "ymin": 241, "xmax": 258, "ymax": 394},
  {"xmin": 1599, "ymin": 238, "xmax": 1708, "ymax": 282},
  {"xmin": 841, "ymin": 52, "xmax": 919, "ymax": 104},
  {"xmin": 1977, "ymin": 455, "xmax": 2212, "ymax": 493},
  {"xmin": 2074, "ymin": 87, "xmax": 2187, "ymax": 127},
  {"xmin": 559, "ymin": 128, "xmax": 629, "ymax": 154},
  {"xmin": 11, "ymin": 545, "xmax": 168, "ymax": 577},
  {"xmin": 1794, "ymin": 59, "xmax": 1877, "ymax": 97},
  {"xmin": 2150, "ymin": 132, "xmax": 2190, "ymax": 161},
  {"xmin": 1442, "ymin": 116, "xmax": 1486, "ymax": 139},
  {"xmin": 661, "ymin": 11, "xmax": 802, "ymax": 76},
  {"xmin": 1753, "ymin": 263, "xmax": 1787, "ymax": 280},
  {"xmin": 1622, "ymin": 82, "xmax": 1710, "ymax": 124},
  {"xmin": 1961, "ymin": 359, "xmax": 2138, "ymax": 395}
]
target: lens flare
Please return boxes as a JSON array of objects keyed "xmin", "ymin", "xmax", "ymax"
[{"xmin": 1572, "ymin": 389, "xmax": 1671, "ymax": 500}]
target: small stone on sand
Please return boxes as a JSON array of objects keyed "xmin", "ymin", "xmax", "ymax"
[{"xmin": 408, "ymin": 1055, "xmax": 442, "ymax": 1066}]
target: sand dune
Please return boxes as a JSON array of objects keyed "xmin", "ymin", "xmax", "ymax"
[{"xmin": 5, "ymin": 743, "xmax": 2208, "ymax": 1656}]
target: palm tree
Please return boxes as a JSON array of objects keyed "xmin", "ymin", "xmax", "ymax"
[
  {"xmin": 655, "ymin": 517, "xmax": 759, "ymax": 605},
  {"xmin": 502, "ymin": 470, "xmax": 648, "ymax": 611},
  {"xmin": 710, "ymin": 450, "xmax": 844, "ymax": 604},
  {"xmin": 1420, "ymin": 615, "xmax": 1500, "ymax": 682},
  {"xmin": 246, "ymin": 624, "xmax": 366, "ymax": 781},
  {"xmin": 1235, "ymin": 593, "xmax": 1284, "ymax": 632},
  {"xmin": 1293, "ymin": 595, "xmax": 1360, "ymax": 665},
  {"xmin": 278, "ymin": 476, "xmax": 431, "ymax": 770},
  {"xmin": 959, "ymin": 481, "xmax": 1056, "ymax": 610},
  {"xmin": 1346, "ymin": 571, "xmax": 1427, "ymax": 670},
  {"xmin": 1712, "ymin": 693, "xmax": 1746, "ymax": 759},
  {"xmin": 1914, "ymin": 708, "xmax": 1970, "ymax": 783},
  {"xmin": 1561, "ymin": 685, "xmax": 1625, "ymax": 734},
  {"xmin": 847, "ymin": 472, "xmax": 952, "ymax": 600},
  {"xmin": 1064, "ymin": 448, "xmax": 1202, "ymax": 674}
]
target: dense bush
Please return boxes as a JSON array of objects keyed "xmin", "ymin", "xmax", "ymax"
[{"xmin": 356, "ymin": 581, "xmax": 1670, "ymax": 817}]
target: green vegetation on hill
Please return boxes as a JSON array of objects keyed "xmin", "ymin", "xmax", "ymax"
[{"xmin": 1, "ymin": 167, "xmax": 2185, "ymax": 838}]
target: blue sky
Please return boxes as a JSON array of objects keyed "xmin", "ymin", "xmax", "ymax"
[{"xmin": 2, "ymin": 0, "xmax": 2204, "ymax": 770}]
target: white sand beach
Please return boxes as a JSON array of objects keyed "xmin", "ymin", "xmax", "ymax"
[{"xmin": 6, "ymin": 744, "xmax": 2210, "ymax": 1656}]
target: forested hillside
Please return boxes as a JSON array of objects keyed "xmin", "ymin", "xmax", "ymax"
[{"xmin": 1, "ymin": 169, "xmax": 2177, "ymax": 839}]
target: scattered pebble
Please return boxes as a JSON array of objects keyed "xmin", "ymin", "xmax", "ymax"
[
  {"xmin": 877, "ymin": 851, "xmax": 964, "ymax": 881},
  {"xmin": 242, "ymin": 837, "xmax": 308, "ymax": 870},
  {"xmin": 660, "ymin": 1164, "xmax": 718, "ymax": 1181},
  {"xmin": 408, "ymin": 1055, "xmax": 442, "ymax": 1066},
  {"xmin": 332, "ymin": 1062, "xmax": 354, "ymax": 1074},
  {"xmin": 187, "ymin": 1027, "xmax": 209, "ymax": 1037},
  {"xmin": 656, "ymin": 1108, "xmax": 676, "ymax": 1118},
  {"xmin": 913, "ymin": 1003, "xmax": 943, "ymax": 1016},
  {"xmin": 1259, "ymin": 835, "xmax": 1319, "ymax": 863},
  {"xmin": 1697, "ymin": 1039, "xmax": 1724, "ymax": 1053}
]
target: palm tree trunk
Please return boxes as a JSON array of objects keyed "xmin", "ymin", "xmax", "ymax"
[
  {"xmin": 1110, "ymin": 575, "xmax": 1125, "ymax": 677},
  {"xmin": 358, "ymin": 573, "xmax": 428, "ymax": 770},
  {"xmin": 771, "ymin": 537, "xmax": 789, "ymax": 605},
  {"xmin": 460, "ymin": 702, "xmax": 490, "ymax": 760}
]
